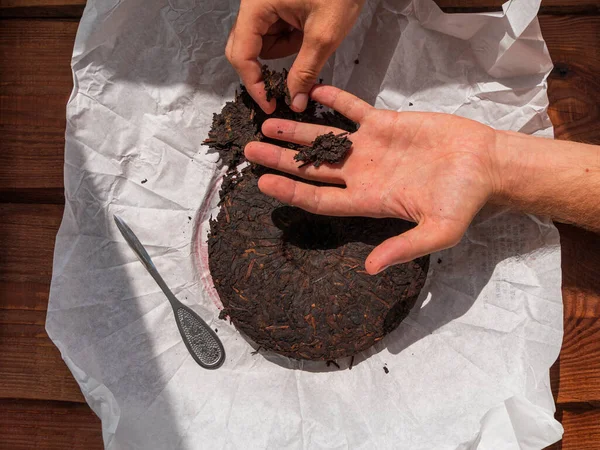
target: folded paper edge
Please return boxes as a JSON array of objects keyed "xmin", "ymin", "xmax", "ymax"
[{"xmin": 457, "ymin": 395, "xmax": 563, "ymax": 450}]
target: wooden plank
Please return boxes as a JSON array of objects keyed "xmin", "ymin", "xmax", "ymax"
[
  {"xmin": 0, "ymin": 309, "xmax": 85, "ymax": 403},
  {"xmin": 545, "ymin": 408, "xmax": 600, "ymax": 450},
  {"xmin": 543, "ymin": 15, "xmax": 600, "ymax": 145},
  {"xmin": 559, "ymin": 408, "xmax": 600, "ymax": 450},
  {"xmin": 0, "ymin": 204, "xmax": 81, "ymax": 403},
  {"xmin": 0, "ymin": 399, "xmax": 102, "ymax": 450},
  {"xmin": 556, "ymin": 316, "xmax": 600, "ymax": 406},
  {"xmin": 0, "ymin": 19, "xmax": 76, "ymax": 196},
  {"xmin": 0, "ymin": 204, "xmax": 63, "ymax": 300},
  {"xmin": 0, "ymin": 0, "xmax": 85, "ymax": 18},
  {"xmin": 0, "ymin": 202, "xmax": 61, "ymax": 312},
  {"xmin": 551, "ymin": 224, "xmax": 600, "ymax": 447},
  {"xmin": 554, "ymin": 224, "xmax": 600, "ymax": 406},
  {"xmin": 0, "ymin": 19, "xmax": 76, "ymax": 97},
  {"xmin": 559, "ymin": 225, "xmax": 600, "ymax": 316}
]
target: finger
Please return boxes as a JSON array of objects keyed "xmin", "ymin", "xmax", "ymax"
[
  {"xmin": 245, "ymin": 142, "xmax": 345, "ymax": 184},
  {"xmin": 262, "ymin": 118, "xmax": 347, "ymax": 146},
  {"xmin": 286, "ymin": 24, "xmax": 339, "ymax": 112},
  {"xmin": 258, "ymin": 174, "xmax": 352, "ymax": 216},
  {"xmin": 260, "ymin": 29, "xmax": 304, "ymax": 60},
  {"xmin": 266, "ymin": 18, "xmax": 294, "ymax": 36},
  {"xmin": 310, "ymin": 84, "xmax": 373, "ymax": 123},
  {"xmin": 226, "ymin": 6, "xmax": 278, "ymax": 113},
  {"xmin": 365, "ymin": 220, "xmax": 464, "ymax": 275}
]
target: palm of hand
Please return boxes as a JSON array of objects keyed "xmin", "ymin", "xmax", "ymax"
[
  {"xmin": 245, "ymin": 86, "xmax": 498, "ymax": 273},
  {"xmin": 344, "ymin": 110, "xmax": 496, "ymax": 227}
]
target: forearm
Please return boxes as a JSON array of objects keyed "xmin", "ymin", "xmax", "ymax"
[{"xmin": 492, "ymin": 130, "xmax": 600, "ymax": 232}]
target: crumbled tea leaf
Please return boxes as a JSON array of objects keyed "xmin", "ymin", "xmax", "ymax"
[
  {"xmin": 294, "ymin": 132, "xmax": 352, "ymax": 168},
  {"xmin": 202, "ymin": 91, "xmax": 260, "ymax": 168},
  {"xmin": 262, "ymin": 65, "xmax": 290, "ymax": 103},
  {"xmin": 327, "ymin": 360, "xmax": 341, "ymax": 369}
]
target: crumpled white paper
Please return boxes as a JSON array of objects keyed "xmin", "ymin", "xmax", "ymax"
[{"xmin": 47, "ymin": 0, "xmax": 564, "ymax": 448}]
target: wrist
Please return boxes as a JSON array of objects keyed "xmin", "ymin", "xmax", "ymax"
[{"xmin": 489, "ymin": 129, "xmax": 533, "ymax": 205}]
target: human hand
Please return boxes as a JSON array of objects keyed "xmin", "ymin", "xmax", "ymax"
[
  {"xmin": 226, "ymin": 0, "xmax": 365, "ymax": 114},
  {"xmin": 244, "ymin": 85, "xmax": 502, "ymax": 274}
]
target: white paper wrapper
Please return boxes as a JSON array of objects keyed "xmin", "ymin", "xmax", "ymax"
[{"xmin": 47, "ymin": 0, "xmax": 564, "ymax": 448}]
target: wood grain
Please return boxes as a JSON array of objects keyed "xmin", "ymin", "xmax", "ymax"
[
  {"xmin": 557, "ymin": 317, "xmax": 600, "ymax": 406},
  {"xmin": 553, "ymin": 223, "xmax": 600, "ymax": 406},
  {"xmin": 0, "ymin": 399, "xmax": 103, "ymax": 450},
  {"xmin": 0, "ymin": 309, "xmax": 85, "ymax": 403},
  {"xmin": 0, "ymin": 204, "xmax": 70, "ymax": 399},
  {"xmin": 0, "ymin": 0, "xmax": 85, "ymax": 18},
  {"xmin": 559, "ymin": 408, "xmax": 600, "ymax": 450},
  {"xmin": 0, "ymin": 205, "xmax": 79, "ymax": 402},
  {"xmin": 0, "ymin": 20, "xmax": 76, "ymax": 194},
  {"xmin": 543, "ymin": 15, "xmax": 600, "ymax": 145},
  {"xmin": 0, "ymin": 204, "xmax": 63, "ymax": 304}
]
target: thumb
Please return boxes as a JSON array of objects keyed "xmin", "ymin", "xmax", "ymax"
[
  {"xmin": 287, "ymin": 27, "xmax": 337, "ymax": 112},
  {"xmin": 365, "ymin": 220, "xmax": 464, "ymax": 275}
]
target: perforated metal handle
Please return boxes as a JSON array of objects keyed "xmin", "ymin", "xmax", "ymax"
[
  {"xmin": 114, "ymin": 215, "xmax": 225, "ymax": 370},
  {"xmin": 175, "ymin": 304, "xmax": 225, "ymax": 369}
]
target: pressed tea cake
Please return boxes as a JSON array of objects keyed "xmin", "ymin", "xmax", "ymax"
[{"xmin": 204, "ymin": 69, "xmax": 429, "ymax": 361}]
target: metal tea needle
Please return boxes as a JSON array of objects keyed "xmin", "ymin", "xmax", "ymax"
[{"xmin": 114, "ymin": 215, "xmax": 225, "ymax": 370}]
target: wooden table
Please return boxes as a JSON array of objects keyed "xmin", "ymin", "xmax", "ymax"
[{"xmin": 0, "ymin": 1, "xmax": 598, "ymax": 448}]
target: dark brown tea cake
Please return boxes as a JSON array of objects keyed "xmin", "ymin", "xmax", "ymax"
[{"xmin": 205, "ymin": 70, "xmax": 429, "ymax": 361}]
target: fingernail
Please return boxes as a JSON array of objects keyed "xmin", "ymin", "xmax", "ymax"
[
  {"xmin": 291, "ymin": 93, "xmax": 308, "ymax": 112},
  {"xmin": 375, "ymin": 265, "xmax": 389, "ymax": 275}
]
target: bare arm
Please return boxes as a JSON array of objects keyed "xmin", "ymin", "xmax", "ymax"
[{"xmin": 493, "ymin": 131, "xmax": 600, "ymax": 232}]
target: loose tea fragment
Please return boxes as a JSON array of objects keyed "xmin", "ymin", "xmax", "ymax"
[
  {"xmin": 206, "ymin": 67, "xmax": 429, "ymax": 361},
  {"xmin": 327, "ymin": 360, "xmax": 341, "ymax": 369},
  {"xmin": 202, "ymin": 90, "xmax": 261, "ymax": 168},
  {"xmin": 262, "ymin": 65, "xmax": 290, "ymax": 103},
  {"xmin": 294, "ymin": 132, "xmax": 352, "ymax": 168}
]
